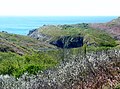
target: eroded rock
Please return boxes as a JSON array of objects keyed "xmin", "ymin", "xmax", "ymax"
[{"xmin": 50, "ymin": 36, "xmax": 83, "ymax": 48}]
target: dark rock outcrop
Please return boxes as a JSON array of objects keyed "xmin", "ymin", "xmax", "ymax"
[
  {"xmin": 1, "ymin": 31, "xmax": 8, "ymax": 33},
  {"xmin": 50, "ymin": 36, "xmax": 83, "ymax": 48},
  {"xmin": 27, "ymin": 29, "xmax": 37, "ymax": 36}
]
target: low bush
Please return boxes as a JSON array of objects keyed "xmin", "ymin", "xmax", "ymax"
[{"xmin": 0, "ymin": 52, "xmax": 58, "ymax": 78}]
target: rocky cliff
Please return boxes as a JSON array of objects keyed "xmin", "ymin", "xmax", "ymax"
[
  {"xmin": 28, "ymin": 23, "xmax": 117, "ymax": 48},
  {"xmin": 50, "ymin": 35, "xmax": 83, "ymax": 48}
]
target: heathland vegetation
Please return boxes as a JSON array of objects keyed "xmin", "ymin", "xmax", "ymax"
[{"xmin": 0, "ymin": 17, "xmax": 120, "ymax": 89}]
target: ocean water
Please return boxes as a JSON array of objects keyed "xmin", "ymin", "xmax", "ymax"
[{"xmin": 0, "ymin": 16, "xmax": 118, "ymax": 35}]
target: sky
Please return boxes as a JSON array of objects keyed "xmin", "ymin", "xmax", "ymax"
[{"xmin": 0, "ymin": 0, "xmax": 120, "ymax": 16}]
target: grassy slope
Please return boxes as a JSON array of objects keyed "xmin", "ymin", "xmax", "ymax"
[
  {"xmin": 0, "ymin": 32, "xmax": 55, "ymax": 54},
  {"xmin": 0, "ymin": 32, "xmax": 60, "ymax": 77}
]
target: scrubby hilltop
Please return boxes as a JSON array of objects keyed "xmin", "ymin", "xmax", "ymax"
[
  {"xmin": 90, "ymin": 17, "xmax": 120, "ymax": 40},
  {"xmin": 28, "ymin": 23, "xmax": 117, "ymax": 48}
]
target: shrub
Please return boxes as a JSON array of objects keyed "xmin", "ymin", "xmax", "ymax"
[{"xmin": 0, "ymin": 52, "xmax": 58, "ymax": 78}]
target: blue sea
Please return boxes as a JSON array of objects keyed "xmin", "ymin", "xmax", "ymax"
[{"xmin": 0, "ymin": 16, "xmax": 118, "ymax": 35}]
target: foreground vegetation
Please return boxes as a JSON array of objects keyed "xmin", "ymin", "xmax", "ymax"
[
  {"xmin": 0, "ymin": 51, "xmax": 59, "ymax": 78},
  {"xmin": 0, "ymin": 49, "xmax": 120, "ymax": 89},
  {"xmin": 0, "ymin": 20, "xmax": 120, "ymax": 88}
]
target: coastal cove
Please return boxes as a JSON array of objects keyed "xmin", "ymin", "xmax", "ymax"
[{"xmin": 0, "ymin": 16, "xmax": 118, "ymax": 35}]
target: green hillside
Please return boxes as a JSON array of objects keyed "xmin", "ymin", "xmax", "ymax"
[
  {"xmin": 0, "ymin": 32, "xmax": 55, "ymax": 54},
  {"xmin": 0, "ymin": 23, "xmax": 118, "ymax": 78},
  {"xmin": 37, "ymin": 23, "xmax": 117, "ymax": 47},
  {"xmin": 0, "ymin": 32, "xmax": 59, "ymax": 77}
]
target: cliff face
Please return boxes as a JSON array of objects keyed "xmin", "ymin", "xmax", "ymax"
[
  {"xmin": 28, "ymin": 25, "xmax": 85, "ymax": 48},
  {"xmin": 50, "ymin": 36, "xmax": 83, "ymax": 48},
  {"xmin": 28, "ymin": 28, "xmax": 52, "ymax": 41}
]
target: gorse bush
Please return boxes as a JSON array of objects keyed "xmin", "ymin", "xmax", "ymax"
[
  {"xmin": 0, "ymin": 52, "xmax": 58, "ymax": 78},
  {"xmin": 97, "ymin": 33, "xmax": 117, "ymax": 47}
]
